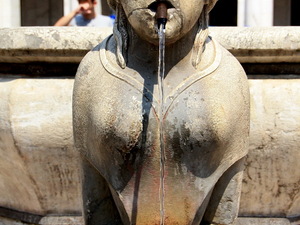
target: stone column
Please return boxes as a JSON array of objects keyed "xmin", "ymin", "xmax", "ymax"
[
  {"xmin": 95, "ymin": 1, "xmax": 101, "ymax": 15},
  {"xmin": 238, "ymin": 0, "xmax": 274, "ymax": 26},
  {"xmin": 237, "ymin": 0, "xmax": 246, "ymax": 27},
  {"xmin": 63, "ymin": 0, "xmax": 78, "ymax": 15},
  {"xmin": 0, "ymin": 0, "xmax": 21, "ymax": 27}
]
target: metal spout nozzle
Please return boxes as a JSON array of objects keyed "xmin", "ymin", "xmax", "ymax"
[{"xmin": 155, "ymin": 1, "xmax": 168, "ymax": 29}]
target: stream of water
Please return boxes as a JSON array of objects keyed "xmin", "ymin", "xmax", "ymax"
[{"xmin": 158, "ymin": 25, "xmax": 166, "ymax": 225}]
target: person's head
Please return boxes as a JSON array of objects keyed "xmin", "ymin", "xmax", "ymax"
[
  {"xmin": 78, "ymin": 0, "xmax": 97, "ymax": 18},
  {"xmin": 107, "ymin": 0, "xmax": 218, "ymax": 68}
]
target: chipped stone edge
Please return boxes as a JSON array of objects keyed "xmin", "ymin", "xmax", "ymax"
[{"xmin": 0, "ymin": 27, "xmax": 300, "ymax": 63}]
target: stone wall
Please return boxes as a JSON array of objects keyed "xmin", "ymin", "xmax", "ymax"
[{"xmin": 0, "ymin": 27, "xmax": 299, "ymax": 223}]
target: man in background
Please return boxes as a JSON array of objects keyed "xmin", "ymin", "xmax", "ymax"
[{"xmin": 54, "ymin": 0, "xmax": 114, "ymax": 27}]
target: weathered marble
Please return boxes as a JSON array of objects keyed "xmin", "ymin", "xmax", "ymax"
[
  {"xmin": 0, "ymin": 217, "xmax": 26, "ymax": 225},
  {"xmin": 39, "ymin": 216, "xmax": 84, "ymax": 225},
  {"xmin": 0, "ymin": 27, "xmax": 299, "ymax": 223},
  {"xmin": 1, "ymin": 78, "xmax": 299, "ymax": 219},
  {"xmin": 241, "ymin": 80, "xmax": 300, "ymax": 218},
  {"xmin": 1, "ymin": 27, "xmax": 300, "ymax": 64},
  {"xmin": 0, "ymin": 27, "xmax": 112, "ymax": 63},
  {"xmin": 2, "ymin": 216, "xmax": 300, "ymax": 225},
  {"xmin": 0, "ymin": 78, "xmax": 80, "ymax": 215},
  {"xmin": 236, "ymin": 217, "xmax": 292, "ymax": 225},
  {"xmin": 73, "ymin": 0, "xmax": 250, "ymax": 224},
  {"xmin": 210, "ymin": 27, "xmax": 300, "ymax": 63}
]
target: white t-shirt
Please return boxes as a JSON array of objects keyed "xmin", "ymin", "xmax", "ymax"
[{"xmin": 70, "ymin": 14, "xmax": 114, "ymax": 27}]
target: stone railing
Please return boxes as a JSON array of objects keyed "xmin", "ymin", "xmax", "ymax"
[{"xmin": 0, "ymin": 27, "xmax": 299, "ymax": 224}]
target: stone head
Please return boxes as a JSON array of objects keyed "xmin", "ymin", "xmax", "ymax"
[{"xmin": 107, "ymin": 0, "xmax": 218, "ymax": 45}]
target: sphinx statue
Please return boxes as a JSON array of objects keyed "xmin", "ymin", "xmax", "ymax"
[{"xmin": 73, "ymin": 0, "xmax": 250, "ymax": 224}]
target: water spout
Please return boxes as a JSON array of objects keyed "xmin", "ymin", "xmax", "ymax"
[{"xmin": 156, "ymin": 1, "xmax": 168, "ymax": 29}]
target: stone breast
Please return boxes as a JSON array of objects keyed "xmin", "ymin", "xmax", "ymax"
[
  {"xmin": 85, "ymin": 71, "xmax": 245, "ymax": 223},
  {"xmin": 87, "ymin": 68, "xmax": 240, "ymax": 187}
]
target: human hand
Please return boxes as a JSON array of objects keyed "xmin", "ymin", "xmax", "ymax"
[{"xmin": 75, "ymin": 2, "xmax": 90, "ymax": 14}]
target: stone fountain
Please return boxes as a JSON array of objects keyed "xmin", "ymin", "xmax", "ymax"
[{"xmin": 73, "ymin": 0, "xmax": 250, "ymax": 224}]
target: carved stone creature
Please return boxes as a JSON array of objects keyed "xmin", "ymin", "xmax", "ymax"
[{"xmin": 73, "ymin": 0, "xmax": 250, "ymax": 224}]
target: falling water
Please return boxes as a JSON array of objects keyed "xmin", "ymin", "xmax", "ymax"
[{"xmin": 158, "ymin": 24, "xmax": 166, "ymax": 225}]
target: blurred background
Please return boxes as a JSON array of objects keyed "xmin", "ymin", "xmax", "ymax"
[
  {"xmin": 0, "ymin": 0, "xmax": 300, "ymax": 27},
  {"xmin": 0, "ymin": 0, "xmax": 113, "ymax": 27}
]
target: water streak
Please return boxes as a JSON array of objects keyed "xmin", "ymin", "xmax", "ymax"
[{"xmin": 158, "ymin": 25, "xmax": 166, "ymax": 225}]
